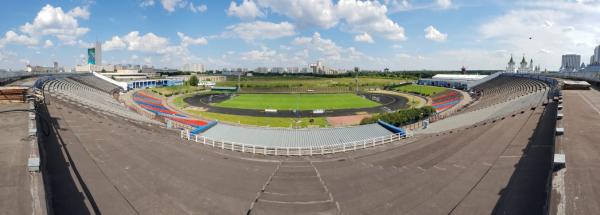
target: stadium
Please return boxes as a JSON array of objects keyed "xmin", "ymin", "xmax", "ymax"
[{"xmin": 4, "ymin": 69, "xmax": 599, "ymax": 215}]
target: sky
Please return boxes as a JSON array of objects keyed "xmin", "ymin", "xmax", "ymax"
[{"xmin": 0, "ymin": 0, "xmax": 599, "ymax": 71}]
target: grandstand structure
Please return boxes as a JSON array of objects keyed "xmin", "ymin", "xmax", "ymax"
[
  {"xmin": 6, "ymin": 70, "xmax": 592, "ymax": 214},
  {"xmin": 431, "ymin": 90, "xmax": 462, "ymax": 112}
]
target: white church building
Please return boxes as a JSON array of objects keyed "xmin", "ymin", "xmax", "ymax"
[{"xmin": 505, "ymin": 55, "xmax": 540, "ymax": 73}]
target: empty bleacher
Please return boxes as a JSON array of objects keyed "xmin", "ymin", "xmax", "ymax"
[
  {"xmin": 38, "ymin": 73, "xmax": 554, "ymax": 214},
  {"xmin": 44, "ymin": 78, "xmax": 157, "ymax": 124},
  {"xmin": 431, "ymin": 90, "xmax": 461, "ymax": 112},
  {"xmin": 132, "ymin": 91, "xmax": 215, "ymax": 134},
  {"xmin": 201, "ymin": 123, "xmax": 394, "ymax": 149},
  {"xmin": 69, "ymin": 75, "xmax": 121, "ymax": 94},
  {"xmin": 464, "ymin": 76, "xmax": 547, "ymax": 112}
]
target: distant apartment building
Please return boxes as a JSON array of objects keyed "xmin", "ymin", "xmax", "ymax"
[
  {"xmin": 182, "ymin": 63, "xmax": 205, "ymax": 73},
  {"xmin": 561, "ymin": 54, "xmax": 581, "ymax": 73},
  {"xmin": 255, "ymin": 67, "xmax": 269, "ymax": 73},
  {"xmin": 309, "ymin": 61, "xmax": 345, "ymax": 75},
  {"xmin": 590, "ymin": 45, "xmax": 600, "ymax": 65}
]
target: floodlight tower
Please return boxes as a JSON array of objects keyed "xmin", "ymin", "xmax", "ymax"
[
  {"xmin": 354, "ymin": 67, "xmax": 359, "ymax": 93},
  {"xmin": 237, "ymin": 72, "xmax": 241, "ymax": 92}
]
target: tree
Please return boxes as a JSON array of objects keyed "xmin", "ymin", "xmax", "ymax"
[{"xmin": 188, "ymin": 75, "xmax": 199, "ymax": 86}]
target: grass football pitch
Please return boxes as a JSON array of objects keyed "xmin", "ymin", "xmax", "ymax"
[
  {"xmin": 212, "ymin": 93, "xmax": 380, "ymax": 110},
  {"xmin": 392, "ymin": 84, "xmax": 448, "ymax": 96}
]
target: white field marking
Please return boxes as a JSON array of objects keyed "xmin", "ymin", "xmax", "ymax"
[{"xmin": 576, "ymin": 91, "xmax": 600, "ymax": 115}]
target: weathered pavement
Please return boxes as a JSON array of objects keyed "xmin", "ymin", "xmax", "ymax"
[{"xmin": 552, "ymin": 88, "xmax": 600, "ymax": 215}]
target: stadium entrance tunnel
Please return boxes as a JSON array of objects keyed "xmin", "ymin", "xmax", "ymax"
[{"xmin": 183, "ymin": 92, "xmax": 409, "ymax": 118}]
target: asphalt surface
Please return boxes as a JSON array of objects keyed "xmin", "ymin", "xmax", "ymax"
[
  {"xmin": 0, "ymin": 103, "xmax": 34, "ymax": 215},
  {"xmin": 41, "ymin": 90, "xmax": 554, "ymax": 214},
  {"xmin": 184, "ymin": 93, "xmax": 408, "ymax": 117},
  {"xmin": 552, "ymin": 88, "xmax": 600, "ymax": 215}
]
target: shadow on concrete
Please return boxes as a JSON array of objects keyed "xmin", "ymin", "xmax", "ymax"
[
  {"xmin": 37, "ymin": 100, "xmax": 98, "ymax": 215},
  {"xmin": 492, "ymin": 102, "xmax": 557, "ymax": 214}
]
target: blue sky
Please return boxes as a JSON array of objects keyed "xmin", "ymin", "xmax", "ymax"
[{"xmin": 0, "ymin": 0, "xmax": 599, "ymax": 71}]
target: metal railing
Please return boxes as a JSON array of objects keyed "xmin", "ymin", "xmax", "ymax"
[{"xmin": 180, "ymin": 131, "xmax": 409, "ymax": 156}]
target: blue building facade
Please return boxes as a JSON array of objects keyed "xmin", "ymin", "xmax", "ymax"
[{"xmin": 127, "ymin": 79, "xmax": 184, "ymax": 90}]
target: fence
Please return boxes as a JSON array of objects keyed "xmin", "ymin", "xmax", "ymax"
[{"xmin": 180, "ymin": 131, "xmax": 409, "ymax": 156}]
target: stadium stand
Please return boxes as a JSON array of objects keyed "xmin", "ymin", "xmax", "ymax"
[
  {"xmin": 422, "ymin": 74, "xmax": 553, "ymax": 134},
  {"xmin": 464, "ymin": 75, "xmax": 547, "ymax": 112},
  {"xmin": 431, "ymin": 90, "xmax": 461, "ymax": 112},
  {"xmin": 44, "ymin": 78, "xmax": 158, "ymax": 124},
  {"xmin": 132, "ymin": 91, "xmax": 216, "ymax": 134},
  {"xmin": 29, "ymin": 71, "xmax": 564, "ymax": 214},
  {"xmin": 69, "ymin": 75, "xmax": 121, "ymax": 94},
  {"xmin": 198, "ymin": 123, "xmax": 396, "ymax": 148},
  {"xmin": 37, "ymin": 86, "xmax": 554, "ymax": 214}
]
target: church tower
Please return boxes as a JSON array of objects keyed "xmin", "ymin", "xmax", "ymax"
[
  {"xmin": 529, "ymin": 59, "xmax": 534, "ymax": 72},
  {"xmin": 518, "ymin": 56, "xmax": 528, "ymax": 73},
  {"xmin": 506, "ymin": 56, "xmax": 516, "ymax": 73}
]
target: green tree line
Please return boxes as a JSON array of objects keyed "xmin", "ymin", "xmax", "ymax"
[{"xmin": 361, "ymin": 106, "xmax": 436, "ymax": 126}]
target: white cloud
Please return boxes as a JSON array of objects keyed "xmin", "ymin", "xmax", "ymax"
[
  {"xmin": 354, "ymin": 32, "xmax": 374, "ymax": 43},
  {"xmin": 177, "ymin": 32, "xmax": 207, "ymax": 46},
  {"xmin": 226, "ymin": 21, "xmax": 296, "ymax": 41},
  {"xmin": 239, "ymin": 1, "xmax": 406, "ymax": 41},
  {"xmin": 19, "ymin": 4, "xmax": 89, "ymax": 44},
  {"xmin": 43, "ymin": 39, "xmax": 54, "ymax": 48},
  {"xmin": 479, "ymin": 7, "xmax": 600, "ymax": 68},
  {"xmin": 19, "ymin": 58, "xmax": 30, "ymax": 65},
  {"xmin": 437, "ymin": 0, "xmax": 452, "ymax": 9},
  {"xmin": 103, "ymin": 32, "xmax": 169, "ymax": 52},
  {"xmin": 123, "ymin": 31, "xmax": 170, "ymax": 52},
  {"xmin": 384, "ymin": 0, "xmax": 412, "ymax": 12},
  {"xmin": 292, "ymin": 32, "xmax": 343, "ymax": 60},
  {"xmin": 424, "ymin": 25, "xmax": 447, "ymax": 42},
  {"xmin": 256, "ymin": 0, "xmax": 338, "ymax": 28},
  {"xmin": 101, "ymin": 31, "xmax": 209, "ymax": 67},
  {"xmin": 241, "ymin": 46, "xmax": 277, "ymax": 61},
  {"xmin": 103, "ymin": 36, "xmax": 127, "ymax": 51},
  {"xmin": 0, "ymin": 31, "xmax": 38, "ymax": 48},
  {"xmin": 227, "ymin": 0, "xmax": 264, "ymax": 20},
  {"xmin": 335, "ymin": 0, "xmax": 406, "ymax": 41},
  {"xmin": 68, "ymin": 6, "xmax": 90, "ymax": 19},
  {"xmin": 189, "ymin": 2, "xmax": 207, "ymax": 13},
  {"xmin": 140, "ymin": 0, "xmax": 155, "ymax": 7},
  {"xmin": 160, "ymin": 0, "xmax": 187, "ymax": 12}
]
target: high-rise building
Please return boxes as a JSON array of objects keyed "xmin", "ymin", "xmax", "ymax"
[
  {"xmin": 95, "ymin": 41, "xmax": 102, "ymax": 66},
  {"xmin": 87, "ymin": 41, "xmax": 103, "ymax": 65},
  {"xmin": 561, "ymin": 54, "xmax": 581, "ymax": 72},
  {"xmin": 590, "ymin": 45, "xmax": 600, "ymax": 65}
]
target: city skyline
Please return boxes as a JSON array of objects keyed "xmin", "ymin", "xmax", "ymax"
[{"xmin": 0, "ymin": 0, "xmax": 599, "ymax": 71}]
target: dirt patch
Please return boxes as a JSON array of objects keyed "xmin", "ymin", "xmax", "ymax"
[{"xmin": 327, "ymin": 115, "xmax": 371, "ymax": 127}]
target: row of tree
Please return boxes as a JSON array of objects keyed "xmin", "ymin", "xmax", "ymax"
[{"xmin": 361, "ymin": 106, "xmax": 436, "ymax": 126}]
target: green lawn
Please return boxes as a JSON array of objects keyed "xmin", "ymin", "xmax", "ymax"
[
  {"xmin": 212, "ymin": 93, "xmax": 380, "ymax": 110},
  {"xmin": 186, "ymin": 110, "xmax": 328, "ymax": 128},
  {"xmin": 392, "ymin": 84, "xmax": 448, "ymax": 96},
  {"xmin": 150, "ymin": 85, "xmax": 205, "ymax": 97}
]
